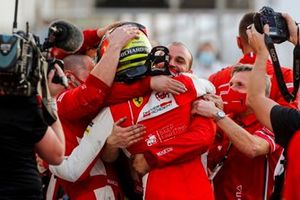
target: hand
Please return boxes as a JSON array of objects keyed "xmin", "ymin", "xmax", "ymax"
[
  {"xmin": 246, "ymin": 24, "xmax": 269, "ymax": 57},
  {"xmin": 282, "ymin": 13, "xmax": 298, "ymax": 45},
  {"xmin": 48, "ymin": 64, "xmax": 67, "ymax": 98},
  {"xmin": 106, "ymin": 25, "xmax": 140, "ymax": 51},
  {"xmin": 106, "ymin": 117, "xmax": 146, "ymax": 148},
  {"xmin": 192, "ymin": 99, "xmax": 219, "ymax": 117},
  {"xmin": 132, "ymin": 153, "xmax": 150, "ymax": 176},
  {"xmin": 150, "ymin": 75, "xmax": 187, "ymax": 95},
  {"xmin": 97, "ymin": 21, "xmax": 122, "ymax": 39},
  {"xmin": 203, "ymin": 94, "xmax": 224, "ymax": 110}
]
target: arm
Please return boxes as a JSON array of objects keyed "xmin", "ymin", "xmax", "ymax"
[
  {"xmin": 101, "ymin": 117, "xmax": 145, "ymax": 162},
  {"xmin": 106, "ymin": 75, "xmax": 187, "ymax": 106},
  {"xmin": 35, "ymin": 110, "xmax": 65, "ymax": 165},
  {"xmin": 193, "ymin": 100, "xmax": 272, "ymax": 158},
  {"xmin": 50, "ymin": 108, "xmax": 114, "ymax": 182},
  {"xmin": 50, "ymin": 108, "xmax": 144, "ymax": 182},
  {"xmin": 90, "ymin": 25, "xmax": 140, "ymax": 86},
  {"xmin": 57, "ymin": 74, "xmax": 110, "ymax": 120},
  {"xmin": 246, "ymin": 25, "xmax": 278, "ymax": 132},
  {"xmin": 142, "ymin": 116, "xmax": 216, "ymax": 168}
]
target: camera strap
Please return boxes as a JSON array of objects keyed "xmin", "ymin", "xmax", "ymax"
[{"xmin": 264, "ymin": 32, "xmax": 300, "ymax": 102}]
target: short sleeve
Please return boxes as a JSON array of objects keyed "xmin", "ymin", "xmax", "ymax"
[
  {"xmin": 270, "ymin": 105, "xmax": 300, "ymax": 148},
  {"xmin": 253, "ymin": 127, "xmax": 276, "ymax": 153}
]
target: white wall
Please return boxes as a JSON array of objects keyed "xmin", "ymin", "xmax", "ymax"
[{"xmin": 0, "ymin": 0, "xmax": 38, "ymax": 34}]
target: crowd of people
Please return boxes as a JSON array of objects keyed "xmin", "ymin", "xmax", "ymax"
[{"xmin": 1, "ymin": 7, "xmax": 300, "ymax": 200}]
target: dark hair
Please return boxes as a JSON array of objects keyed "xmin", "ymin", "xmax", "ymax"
[{"xmin": 239, "ymin": 12, "xmax": 256, "ymax": 42}]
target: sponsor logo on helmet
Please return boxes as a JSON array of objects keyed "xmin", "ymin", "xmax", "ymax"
[{"xmin": 120, "ymin": 46, "xmax": 149, "ymax": 59}]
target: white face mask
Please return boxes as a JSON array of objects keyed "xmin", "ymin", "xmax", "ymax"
[{"xmin": 197, "ymin": 52, "xmax": 216, "ymax": 68}]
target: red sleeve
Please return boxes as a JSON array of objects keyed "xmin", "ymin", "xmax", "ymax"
[
  {"xmin": 57, "ymin": 74, "xmax": 109, "ymax": 120},
  {"xmin": 77, "ymin": 29, "xmax": 101, "ymax": 54},
  {"xmin": 253, "ymin": 127, "xmax": 276, "ymax": 153},
  {"xmin": 144, "ymin": 116, "xmax": 216, "ymax": 168},
  {"xmin": 105, "ymin": 76, "xmax": 151, "ymax": 105}
]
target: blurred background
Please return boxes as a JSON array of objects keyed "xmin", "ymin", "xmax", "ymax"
[{"xmin": 1, "ymin": 0, "xmax": 299, "ymax": 75}]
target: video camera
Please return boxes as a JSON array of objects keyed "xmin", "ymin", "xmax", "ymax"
[
  {"xmin": 0, "ymin": 0, "xmax": 83, "ymax": 96},
  {"xmin": 254, "ymin": 6, "xmax": 289, "ymax": 44}
]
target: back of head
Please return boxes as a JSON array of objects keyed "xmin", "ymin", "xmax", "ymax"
[
  {"xmin": 63, "ymin": 54, "xmax": 94, "ymax": 77},
  {"xmin": 239, "ymin": 12, "xmax": 256, "ymax": 43}
]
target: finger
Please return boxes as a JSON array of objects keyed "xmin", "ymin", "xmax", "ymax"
[
  {"xmin": 127, "ymin": 137, "xmax": 143, "ymax": 147},
  {"xmin": 114, "ymin": 117, "xmax": 127, "ymax": 126},
  {"xmin": 123, "ymin": 124, "xmax": 145, "ymax": 133},
  {"xmin": 282, "ymin": 13, "xmax": 293, "ymax": 24},
  {"xmin": 169, "ymin": 81, "xmax": 187, "ymax": 94},
  {"xmin": 107, "ymin": 21, "xmax": 122, "ymax": 30},
  {"xmin": 263, "ymin": 24, "xmax": 270, "ymax": 34},
  {"xmin": 53, "ymin": 64, "xmax": 65, "ymax": 77},
  {"xmin": 167, "ymin": 88, "xmax": 180, "ymax": 95},
  {"xmin": 47, "ymin": 69, "xmax": 55, "ymax": 81}
]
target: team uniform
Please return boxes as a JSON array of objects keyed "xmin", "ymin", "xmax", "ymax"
[
  {"xmin": 270, "ymin": 105, "xmax": 300, "ymax": 200},
  {"xmin": 50, "ymin": 74, "xmax": 152, "ymax": 200},
  {"xmin": 209, "ymin": 53, "xmax": 298, "ymax": 109},
  {"xmin": 210, "ymin": 114, "xmax": 282, "ymax": 200},
  {"xmin": 51, "ymin": 73, "xmax": 216, "ymax": 200},
  {"xmin": 208, "ymin": 53, "xmax": 298, "ymax": 200}
]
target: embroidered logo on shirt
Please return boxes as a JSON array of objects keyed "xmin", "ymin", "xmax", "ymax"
[
  {"xmin": 133, "ymin": 97, "xmax": 143, "ymax": 107},
  {"xmin": 146, "ymin": 134, "xmax": 157, "ymax": 146},
  {"xmin": 155, "ymin": 92, "xmax": 169, "ymax": 101}
]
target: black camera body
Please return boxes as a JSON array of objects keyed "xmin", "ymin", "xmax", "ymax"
[{"xmin": 254, "ymin": 6, "xmax": 289, "ymax": 44}]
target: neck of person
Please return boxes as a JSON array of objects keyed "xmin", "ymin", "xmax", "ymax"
[{"xmin": 242, "ymin": 45, "xmax": 254, "ymax": 55}]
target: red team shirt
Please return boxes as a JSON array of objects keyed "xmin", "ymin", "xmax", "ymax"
[
  {"xmin": 211, "ymin": 114, "xmax": 282, "ymax": 200},
  {"xmin": 51, "ymin": 74, "xmax": 152, "ymax": 200},
  {"xmin": 208, "ymin": 53, "xmax": 298, "ymax": 200},
  {"xmin": 51, "ymin": 73, "xmax": 216, "ymax": 200}
]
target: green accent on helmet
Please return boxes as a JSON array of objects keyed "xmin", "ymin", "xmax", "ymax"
[{"xmin": 116, "ymin": 32, "xmax": 152, "ymax": 82}]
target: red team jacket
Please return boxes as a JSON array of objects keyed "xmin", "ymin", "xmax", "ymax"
[
  {"xmin": 51, "ymin": 73, "xmax": 216, "ymax": 200},
  {"xmin": 51, "ymin": 74, "xmax": 152, "ymax": 200},
  {"xmin": 208, "ymin": 53, "xmax": 298, "ymax": 200}
]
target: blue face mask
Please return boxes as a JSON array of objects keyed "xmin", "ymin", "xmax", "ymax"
[{"xmin": 197, "ymin": 52, "xmax": 216, "ymax": 68}]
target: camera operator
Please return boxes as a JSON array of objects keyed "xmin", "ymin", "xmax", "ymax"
[
  {"xmin": 0, "ymin": 63, "xmax": 65, "ymax": 200},
  {"xmin": 247, "ymin": 13, "xmax": 300, "ymax": 200}
]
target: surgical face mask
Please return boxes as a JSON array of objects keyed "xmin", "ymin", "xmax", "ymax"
[
  {"xmin": 197, "ymin": 52, "xmax": 216, "ymax": 68},
  {"xmin": 222, "ymin": 88, "xmax": 247, "ymax": 115}
]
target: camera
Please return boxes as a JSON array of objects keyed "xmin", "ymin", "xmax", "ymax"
[
  {"xmin": 254, "ymin": 6, "xmax": 289, "ymax": 44},
  {"xmin": 0, "ymin": 8, "xmax": 83, "ymax": 96},
  {"xmin": 0, "ymin": 31, "xmax": 45, "ymax": 96}
]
